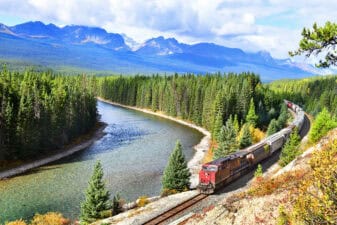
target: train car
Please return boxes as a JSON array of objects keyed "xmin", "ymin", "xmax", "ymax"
[
  {"xmin": 198, "ymin": 152, "xmax": 251, "ymax": 194},
  {"xmin": 198, "ymin": 100, "xmax": 305, "ymax": 194},
  {"xmin": 265, "ymin": 133, "xmax": 286, "ymax": 154}
]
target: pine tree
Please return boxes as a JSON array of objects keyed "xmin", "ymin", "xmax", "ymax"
[
  {"xmin": 162, "ymin": 140, "xmax": 191, "ymax": 192},
  {"xmin": 309, "ymin": 107, "xmax": 337, "ymax": 142},
  {"xmin": 233, "ymin": 114, "xmax": 240, "ymax": 134},
  {"xmin": 239, "ymin": 124, "xmax": 252, "ymax": 148},
  {"xmin": 289, "ymin": 21, "xmax": 337, "ymax": 68},
  {"xmin": 266, "ymin": 119, "xmax": 279, "ymax": 136},
  {"xmin": 80, "ymin": 161, "xmax": 111, "ymax": 224},
  {"xmin": 277, "ymin": 104, "xmax": 289, "ymax": 128},
  {"xmin": 213, "ymin": 117, "xmax": 238, "ymax": 159},
  {"xmin": 254, "ymin": 164, "xmax": 263, "ymax": 177},
  {"xmin": 112, "ymin": 194, "xmax": 122, "ymax": 216},
  {"xmin": 279, "ymin": 128, "xmax": 301, "ymax": 167},
  {"xmin": 213, "ymin": 109, "xmax": 223, "ymax": 142},
  {"xmin": 246, "ymin": 98, "xmax": 258, "ymax": 127}
]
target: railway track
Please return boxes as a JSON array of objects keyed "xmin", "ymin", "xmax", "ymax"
[
  {"xmin": 143, "ymin": 194, "xmax": 208, "ymax": 225},
  {"xmin": 299, "ymin": 114, "xmax": 310, "ymax": 138}
]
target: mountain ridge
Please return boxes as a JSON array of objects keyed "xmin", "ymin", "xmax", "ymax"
[{"xmin": 0, "ymin": 21, "xmax": 321, "ymax": 81}]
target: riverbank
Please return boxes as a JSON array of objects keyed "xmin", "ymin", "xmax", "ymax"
[
  {"xmin": 0, "ymin": 122, "xmax": 107, "ymax": 180},
  {"xmin": 97, "ymin": 97, "xmax": 211, "ymax": 188}
]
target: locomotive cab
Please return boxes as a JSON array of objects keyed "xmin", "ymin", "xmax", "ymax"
[{"xmin": 198, "ymin": 164, "xmax": 218, "ymax": 194}]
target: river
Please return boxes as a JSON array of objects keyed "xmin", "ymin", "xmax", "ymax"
[{"xmin": 0, "ymin": 101, "xmax": 203, "ymax": 222}]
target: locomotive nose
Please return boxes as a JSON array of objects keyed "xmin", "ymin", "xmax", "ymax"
[{"xmin": 200, "ymin": 171, "xmax": 211, "ymax": 183}]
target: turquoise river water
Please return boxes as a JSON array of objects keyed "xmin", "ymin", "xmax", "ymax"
[{"xmin": 0, "ymin": 100, "xmax": 203, "ymax": 222}]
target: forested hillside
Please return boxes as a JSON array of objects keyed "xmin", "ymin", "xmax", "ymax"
[
  {"xmin": 268, "ymin": 76, "xmax": 337, "ymax": 116},
  {"xmin": 269, "ymin": 76, "xmax": 337, "ymax": 142},
  {"xmin": 0, "ymin": 68, "xmax": 97, "ymax": 161},
  {"xmin": 97, "ymin": 73, "xmax": 290, "ymax": 160},
  {"xmin": 98, "ymin": 73, "xmax": 283, "ymax": 131}
]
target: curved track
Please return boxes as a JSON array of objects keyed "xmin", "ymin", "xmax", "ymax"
[
  {"xmin": 299, "ymin": 114, "xmax": 311, "ymax": 138},
  {"xmin": 143, "ymin": 113, "xmax": 311, "ymax": 225},
  {"xmin": 143, "ymin": 194, "xmax": 207, "ymax": 225}
]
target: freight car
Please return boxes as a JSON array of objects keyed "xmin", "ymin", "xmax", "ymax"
[{"xmin": 198, "ymin": 100, "xmax": 304, "ymax": 194}]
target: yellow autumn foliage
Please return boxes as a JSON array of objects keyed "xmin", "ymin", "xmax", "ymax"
[
  {"xmin": 293, "ymin": 139, "xmax": 337, "ymax": 224},
  {"xmin": 30, "ymin": 212, "xmax": 69, "ymax": 225},
  {"xmin": 249, "ymin": 125, "xmax": 265, "ymax": 143},
  {"xmin": 5, "ymin": 220, "xmax": 27, "ymax": 225},
  {"xmin": 137, "ymin": 196, "xmax": 149, "ymax": 207}
]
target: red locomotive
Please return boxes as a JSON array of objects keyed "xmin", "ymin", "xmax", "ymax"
[{"xmin": 198, "ymin": 100, "xmax": 304, "ymax": 194}]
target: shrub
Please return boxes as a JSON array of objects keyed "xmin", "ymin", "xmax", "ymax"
[
  {"xmin": 137, "ymin": 196, "xmax": 149, "ymax": 207},
  {"xmin": 248, "ymin": 170, "xmax": 306, "ymax": 197},
  {"xmin": 5, "ymin": 220, "xmax": 27, "ymax": 225},
  {"xmin": 31, "ymin": 212, "xmax": 70, "ymax": 225},
  {"xmin": 112, "ymin": 194, "xmax": 123, "ymax": 215},
  {"xmin": 254, "ymin": 164, "xmax": 263, "ymax": 178},
  {"xmin": 161, "ymin": 188, "xmax": 178, "ymax": 197},
  {"xmin": 277, "ymin": 205, "xmax": 291, "ymax": 225},
  {"xmin": 293, "ymin": 139, "xmax": 337, "ymax": 224}
]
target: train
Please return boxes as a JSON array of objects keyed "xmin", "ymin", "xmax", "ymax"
[{"xmin": 198, "ymin": 100, "xmax": 305, "ymax": 194}]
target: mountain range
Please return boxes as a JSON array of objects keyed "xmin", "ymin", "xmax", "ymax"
[{"xmin": 0, "ymin": 21, "xmax": 322, "ymax": 81}]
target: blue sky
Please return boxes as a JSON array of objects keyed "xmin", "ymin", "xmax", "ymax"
[{"xmin": 0, "ymin": 0, "xmax": 335, "ymax": 59}]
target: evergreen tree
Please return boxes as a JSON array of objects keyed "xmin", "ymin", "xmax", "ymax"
[
  {"xmin": 239, "ymin": 124, "xmax": 252, "ymax": 148},
  {"xmin": 213, "ymin": 109, "xmax": 223, "ymax": 142},
  {"xmin": 309, "ymin": 108, "xmax": 337, "ymax": 142},
  {"xmin": 0, "ymin": 69, "xmax": 97, "ymax": 161},
  {"xmin": 162, "ymin": 141, "xmax": 191, "ymax": 192},
  {"xmin": 266, "ymin": 119, "xmax": 279, "ymax": 136},
  {"xmin": 289, "ymin": 21, "xmax": 337, "ymax": 68},
  {"xmin": 279, "ymin": 128, "xmax": 301, "ymax": 167},
  {"xmin": 233, "ymin": 114, "xmax": 240, "ymax": 134},
  {"xmin": 254, "ymin": 164, "xmax": 263, "ymax": 178},
  {"xmin": 213, "ymin": 117, "xmax": 238, "ymax": 159},
  {"xmin": 277, "ymin": 104, "xmax": 289, "ymax": 128},
  {"xmin": 246, "ymin": 98, "xmax": 258, "ymax": 127},
  {"xmin": 112, "ymin": 194, "xmax": 122, "ymax": 216},
  {"xmin": 80, "ymin": 161, "xmax": 111, "ymax": 224}
]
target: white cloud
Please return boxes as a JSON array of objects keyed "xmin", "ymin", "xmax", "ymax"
[{"xmin": 0, "ymin": 0, "xmax": 335, "ymax": 59}]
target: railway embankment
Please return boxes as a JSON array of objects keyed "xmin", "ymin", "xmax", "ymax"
[
  {"xmin": 182, "ymin": 128, "xmax": 337, "ymax": 225},
  {"xmin": 97, "ymin": 97, "xmax": 211, "ymax": 188}
]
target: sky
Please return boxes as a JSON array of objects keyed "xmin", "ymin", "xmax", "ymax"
[{"xmin": 0, "ymin": 0, "xmax": 335, "ymax": 59}]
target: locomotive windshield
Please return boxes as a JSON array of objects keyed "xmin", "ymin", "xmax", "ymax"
[{"xmin": 202, "ymin": 165, "xmax": 217, "ymax": 171}]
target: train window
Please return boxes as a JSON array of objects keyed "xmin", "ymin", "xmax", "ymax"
[{"xmin": 202, "ymin": 166, "xmax": 218, "ymax": 172}]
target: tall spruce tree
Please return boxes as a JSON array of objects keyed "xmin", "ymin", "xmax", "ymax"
[
  {"xmin": 309, "ymin": 107, "xmax": 337, "ymax": 142},
  {"xmin": 80, "ymin": 161, "xmax": 111, "ymax": 224},
  {"xmin": 233, "ymin": 114, "xmax": 240, "ymax": 134},
  {"xmin": 277, "ymin": 104, "xmax": 289, "ymax": 128},
  {"xmin": 162, "ymin": 141, "xmax": 191, "ymax": 192},
  {"xmin": 246, "ymin": 98, "xmax": 258, "ymax": 127},
  {"xmin": 213, "ymin": 116, "xmax": 238, "ymax": 159},
  {"xmin": 239, "ymin": 124, "xmax": 252, "ymax": 148},
  {"xmin": 266, "ymin": 119, "xmax": 279, "ymax": 136},
  {"xmin": 279, "ymin": 128, "xmax": 301, "ymax": 167},
  {"xmin": 213, "ymin": 109, "xmax": 223, "ymax": 142}
]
